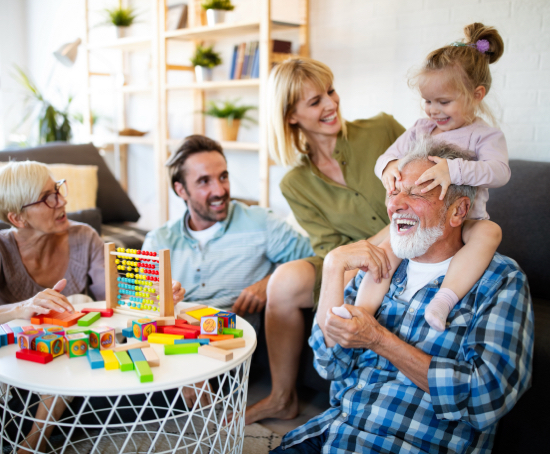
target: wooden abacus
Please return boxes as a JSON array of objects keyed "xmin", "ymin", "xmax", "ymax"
[{"xmin": 104, "ymin": 243, "xmax": 174, "ymax": 318}]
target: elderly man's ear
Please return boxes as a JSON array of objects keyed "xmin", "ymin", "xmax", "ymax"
[{"xmin": 449, "ymin": 197, "xmax": 471, "ymax": 228}]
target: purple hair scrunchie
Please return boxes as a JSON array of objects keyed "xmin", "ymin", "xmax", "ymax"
[{"xmin": 476, "ymin": 39, "xmax": 490, "ymax": 53}]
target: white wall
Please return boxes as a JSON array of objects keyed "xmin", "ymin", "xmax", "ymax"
[{"xmin": 1, "ymin": 0, "xmax": 548, "ymax": 228}]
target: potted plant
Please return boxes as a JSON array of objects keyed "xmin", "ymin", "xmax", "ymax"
[
  {"xmin": 104, "ymin": 6, "xmax": 138, "ymax": 38},
  {"xmin": 201, "ymin": 0, "xmax": 234, "ymax": 26},
  {"xmin": 190, "ymin": 45, "xmax": 222, "ymax": 82},
  {"xmin": 203, "ymin": 99, "xmax": 256, "ymax": 141}
]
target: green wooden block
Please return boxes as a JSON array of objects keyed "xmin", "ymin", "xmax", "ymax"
[
  {"xmin": 222, "ymin": 328, "xmax": 243, "ymax": 338},
  {"xmin": 134, "ymin": 361, "xmax": 153, "ymax": 383},
  {"xmin": 164, "ymin": 343, "xmax": 200, "ymax": 355},
  {"xmin": 67, "ymin": 328, "xmax": 91, "ymax": 335},
  {"xmin": 77, "ymin": 312, "xmax": 101, "ymax": 327},
  {"xmin": 114, "ymin": 351, "xmax": 134, "ymax": 371}
]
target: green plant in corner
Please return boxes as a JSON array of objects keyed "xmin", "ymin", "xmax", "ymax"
[
  {"xmin": 201, "ymin": 0, "xmax": 235, "ymax": 11},
  {"xmin": 190, "ymin": 45, "xmax": 222, "ymax": 68},
  {"xmin": 104, "ymin": 5, "xmax": 138, "ymax": 26},
  {"xmin": 203, "ymin": 99, "xmax": 256, "ymax": 126},
  {"xmin": 12, "ymin": 65, "xmax": 75, "ymax": 144}
]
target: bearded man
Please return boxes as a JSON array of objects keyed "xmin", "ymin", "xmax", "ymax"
[{"xmin": 272, "ymin": 138, "xmax": 534, "ymax": 454}]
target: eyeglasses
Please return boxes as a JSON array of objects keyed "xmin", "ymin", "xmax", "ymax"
[{"xmin": 22, "ymin": 180, "xmax": 68, "ymax": 210}]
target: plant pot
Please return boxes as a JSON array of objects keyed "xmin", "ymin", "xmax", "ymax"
[
  {"xmin": 215, "ymin": 118, "xmax": 240, "ymax": 141},
  {"xmin": 116, "ymin": 26, "xmax": 129, "ymax": 39},
  {"xmin": 206, "ymin": 9, "xmax": 226, "ymax": 26},
  {"xmin": 195, "ymin": 66, "xmax": 213, "ymax": 82}
]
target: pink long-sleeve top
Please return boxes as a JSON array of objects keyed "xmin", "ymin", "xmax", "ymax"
[{"xmin": 374, "ymin": 117, "xmax": 510, "ymax": 220}]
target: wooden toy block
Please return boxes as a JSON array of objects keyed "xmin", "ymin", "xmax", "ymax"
[
  {"xmin": 163, "ymin": 326, "xmax": 197, "ymax": 337},
  {"xmin": 174, "ymin": 338, "xmax": 210, "ymax": 345},
  {"xmin": 126, "ymin": 319, "xmax": 134, "ymax": 328},
  {"xmin": 35, "ymin": 334, "xmax": 64, "ymax": 358},
  {"xmin": 100, "ymin": 350, "xmax": 119, "ymax": 370},
  {"xmin": 30, "ymin": 315, "xmax": 44, "ymax": 325},
  {"xmin": 154, "ymin": 317, "xmax": 176, "ymax": 327},
  {"xmin": 16, "ymin": 349, "xmax": 53, "ymax": 364},
  {"xmin": 21, "ymin": 325, "xmax": 35, "ymax": 331},
  {"xmin": 121, "ymin": 327, "xmax": 134, "ymax": 338},
  {"xmin": 87, "ymin": 349, "xmax": 105, "ymax": 369},
  {"xmin": 210, "ymin": 338, "xmax": 246, "ymax": 350},
  {"xmin": 222, "ymin": 328, "xmax": 243, "ymax": 338},
  {"xmin": 187, "ymin": 307, "xmax": 219, "ymax": 320},
  {"xmin": 0, "ymin": 326, "xmax": 7, "ymax": 346},
  {"xmin": 217, "ymin": 311, "xmax": 237, "ymax": 329},
  {"xmin": 175, "ymin": 319, "xmax": 188, "ymax": 326},
  {"xmin": 78, "ymin": 312, "xmax": 101, "ymax": 327},
  {"xmin": 198, "ymin": 334, "xmax": 234, "ymax": 342},
  {"xmin": 44, "ymin": 310, "xmax": 71, "ymax": 324},
  {"xmin": 66, "ymin": 333, "xmax": 89, "ymax": 358},
  {"xmin": 127, "ymin": 348, "xmax": 146, "ymax": 363},
  {"xmin": 141, "ymin": 347, "xmax": 159, "ymax": 367},
  {"xmin": 0, "ymin": 324, "xmax": 14, "ymax": 344},
  {"xmin": 177, "ymin": 313, "xmax": 200, "ymax": 326},
  {"xmin": 112, "ymin": 341, "xmax": 150, "ymax": 352},
  {"xmin": 180, "ymin": 324, "xmax": 200, "ymax": 334},
  {"xmin": 134, "ymin": 360, "xmax": 153, "ymax": 383},
  {"xmin": 147, "ymin": 333, "xmax": 184, "ymax": 345},
  {"xmin": 81, "ymin": 308, "xmax": 114, "ymax": 317},
  {"xmin": 66, "ymin": 328, "xmax": 90, "ymax": 336},
  {"xmin": 52, "ymin": 312, "xmax": 85, "ymax": 328},
  {"xmin": 44, "ymin": 326, "xmax": 65, "ymax": 336},
  {"xmin": 11, "ymin": 326, "xmax": 24, "ymax": 337},
  {"xmin": 200, "ymin": 315, "xmax": 223, "ymax": 336},
  {"xmin": 114, "ymin": 351, "xmax": 134, "ymax": 371},
  {"xmin": 198, "ymin": 345, "xmax": 233, "ymax": 362},
  {"xmin": 17, "ymin": 329, "xmax": 41, "ymax": 350},
  {"xmin": 164, "ymin": 343, "xmax": 200, "ymax": 355},
  {"xmin": 132, "ymin": 319, "xmax": 158, "ymax": 341},
  {"xmin": 89, "ymin": 327, "xmax": 115, "ymax": 350},
  {"xmin": 178, "ymin": 304, "xmax": 207, "ymax": 314}
]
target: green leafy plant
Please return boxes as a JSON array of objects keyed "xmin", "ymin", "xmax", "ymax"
[
  {"xmin": 203, "ymin": 99, "xmax": 256, "ymax": 125},
  {"xmin": 201, "ymin": 0, "xmax": 235, "ymax": 11},
  {"xmin": 104, "ymin": 6, "xmax": 138, "ymax": 26},
  {"xmin": 12, "ymin": 66, "xmax": 75, "ymax": 144},
  {"xmin": 190, "ymin": 45, "xmax": 222, "ymax": 68}
]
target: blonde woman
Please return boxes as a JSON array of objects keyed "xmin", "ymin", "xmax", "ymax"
[{"xmin": 246, "ymin": 58, "xmax": 404, "ymax": 424}]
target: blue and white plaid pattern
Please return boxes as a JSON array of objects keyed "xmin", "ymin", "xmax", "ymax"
[
  {"xmin": 281, "ymin": 253, "xmax": 533, "ymax": 454},
  {"xmin": 143, "ymin": 201, "xmax": 313, "ymax": 310}
]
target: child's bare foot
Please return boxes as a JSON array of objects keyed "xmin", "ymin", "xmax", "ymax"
[{"xmin": 245, "ymin": 391, "xmax": 299, "ymax": 425}]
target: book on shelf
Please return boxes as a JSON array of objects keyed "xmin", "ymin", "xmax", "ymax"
[
  {"xmin": 229, "ymin": 41, "xmax": 259, "ymax": 79},
  {"xmin": 229, "ymin": 44, "xmax": 238, "ymax": 80},
  {"xmin": 166, "ymin": 3, "xmax": 188, "ymax": 30},
  {"xmin": 272, "ymin": 39, "xmax": 292, "ymax": 54}
]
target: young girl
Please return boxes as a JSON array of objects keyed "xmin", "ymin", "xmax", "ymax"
[{"xmin": 356, "ymin": 23, "xmax": 509, "ymax": 331}]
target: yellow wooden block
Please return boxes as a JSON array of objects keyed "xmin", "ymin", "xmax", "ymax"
[
  {"xmin": 186, "ymin": 307, "xmax": 220, "ymax": 320},
  {"xmin": 100, "ymin": 349, "xmax": 119, "ymax": 370},
  {"xmin": 147, "ymin": 333, "xmax": 184, "ymax": 345}
]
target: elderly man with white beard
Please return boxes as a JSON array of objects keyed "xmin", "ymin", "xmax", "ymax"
[{"xmin": 272, "ymin": 138, "xmax": 534, "ymax": 454}]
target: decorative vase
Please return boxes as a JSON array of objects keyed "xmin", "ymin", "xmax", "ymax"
[
  {"xmin": 206, "ymin": 9, "xmax": 226, "ymax": 26},
  {"xmin": 116, "ymin": 26, "xmax": 129, "ymax": 39},
  {"xmin": 195, "ymin": 66, "xmax": 213, "ymax": 82},
  {"xmin": 216, "ymin": 118, "xmax": 240, "ymax": 141}
]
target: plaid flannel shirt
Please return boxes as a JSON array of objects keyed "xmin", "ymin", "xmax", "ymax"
[{"xmin": 281, "ymin": 253, "xmax": 533, "ymax": 454}]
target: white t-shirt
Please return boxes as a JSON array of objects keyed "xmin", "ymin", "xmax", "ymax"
[
  {"xmin": 397, "ymin": 257, "xmax": 453, "ymax": 303},
  {"xmin": 185, "ymin": 215, "xmax": 222, "ymax": 250}
]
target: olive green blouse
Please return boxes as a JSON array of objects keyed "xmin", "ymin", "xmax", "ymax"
[{"xmin": 280, "ymin": 113, "xmax": 406, "ymax": 297}]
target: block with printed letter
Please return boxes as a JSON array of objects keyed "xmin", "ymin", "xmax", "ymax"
[
  {"xmin": 200, "ymin": 315, "xmax": 223, "ymax": 335},
  {"xmin": 216, "ymin": 311, "xmax": 236, "ymax": 329},
  {"xmin": 89, "ymin": 326, "xmax": 116, "ymax": 350},
  {"xmin": 17, "ymin": 329, "xmax": 41, "ymax": 350},
  {"xmin": 132, "ymin": 318, "xmax": 157, "ymax": 341},
  {"xmin": 35, "ymin": 334, "xmax": 64, "ymax": 358},
  {"xmin": 65, "ymin": 333, "xmax": 89, "ymax": 358}
]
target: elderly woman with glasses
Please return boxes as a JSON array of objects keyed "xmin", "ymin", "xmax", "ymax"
[{"xmin": 0, "ymin": 160, "xmax": 105, "ymax": 323}]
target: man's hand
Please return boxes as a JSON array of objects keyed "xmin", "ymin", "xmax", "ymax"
[
  {"xmin": 381, "ymin": 159, "xmax": 401, "ymax": 194},
  {"xmin": 327, "ymin": 240, "xmax": 391, "ymax": 283},
  {"xmin": 232, "ymin": 274, "xmax": 270, "ymax": 316},
  {"xmin": 325, "ymin": 304, "xmax": 385, "ymax": 350},
  {"xmin": 172, "ymin": 280, "xmax": 185, "ymax": 303}
]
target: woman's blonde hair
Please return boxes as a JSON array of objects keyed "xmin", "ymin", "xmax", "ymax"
[
  {"xmin": 267, "ymin": 57, "xmax": 346, "ymax": 167},
  {"xmin": 0, "ymin": 161, "xmax": 52, "ymax": 225},
  {"xmin": 410, "ymin": 23, "xmax": 504, "ymax": 125}
]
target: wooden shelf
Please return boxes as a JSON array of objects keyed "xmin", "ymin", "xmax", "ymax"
[
  {"xmin": 88, "ymin": 85, "xmax": 153, "ymax": 94},
  {"xmin": 166, "ymin": 78, "xmax": 260, "ymax": 91},
  {"xmin": 167, "ymin": 139, "xmax": 259, "ymax": 151},
  {"xmin": 91, "ymin": 135, "xmax": 154, "ymax": 146},
  {"xmin": 165, "ymin": 20, "xmax": 300, "ymax": 41},
  {"xmin": 87, "ymin": 36, "xmax": 152, "ymax": 51}
]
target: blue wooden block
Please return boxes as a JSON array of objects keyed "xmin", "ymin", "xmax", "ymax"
[
  {"xmin": 87, "ymin": 349, "xmax": 105, "ymax": 369},
  {"xmin": 127, "ymin": 348, "xmax": 146, "ymax": 363},
  {"xmin": 174, "ymin": 338, "xmax": 210, "ymax": 345},
  {"xmin": 122, "ymin": 327, "xmax": 134, "ymax": 338},
  {"xmin": 0, "ymin": 326, "xmax": 7, "ymax": 346},
  {"xmin": 11, "ymin": 326, "xmax": 24, "ymax": 335}
]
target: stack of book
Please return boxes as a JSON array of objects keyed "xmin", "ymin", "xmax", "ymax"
[{"xmin": 229, "ymin": 41, "xmax": 259, "ymax": 80}]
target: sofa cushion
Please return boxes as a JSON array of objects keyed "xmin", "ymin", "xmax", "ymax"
[{"xmin": 0, "ymin": 143, "xmax": 139, "ymax": 223}]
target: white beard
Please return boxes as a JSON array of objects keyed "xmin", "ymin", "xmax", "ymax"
[{"xmin": 390, "ymin": 213, "xmax": 444, "ymax": 259}]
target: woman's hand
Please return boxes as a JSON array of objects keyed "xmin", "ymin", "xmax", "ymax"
[
  {"xmin": 17, "ymin": 279, "xmax": 75, "ymax": 319},
  {"xmin": 381, "ymin": 159, "xmax": 401, "ymax": 194},
  {"xmin": 415, "ymin": 157, "xmax": 451, "ymax": 199},
  {"xmin": 172, "ymin": 280, "xmax": 185, "ymax": 303}
]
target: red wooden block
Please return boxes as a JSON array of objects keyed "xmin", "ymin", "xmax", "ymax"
[
  {"xmin": 156, "ymin": 326, "xmax": 167, "ymax": 334},
  {"xmin": 163, "ymin": 326, "xmax": 198, "ymax": 338},
  {"xmin": 175, "ymin": 319, "xmax": 188, "ymax": 326},
  {"xmin": 1, "ymin": 325, "xmax": 14, "ymax": 344},
  {"xmin": 81, "ymin": 308, "xmax": 114, "ymax": 317},
  {"xmin": 181, "ymin": 324, "xmax": 200, "ymax": 334},
  {"xmin": 51, "ymin": 312, "xmax": 84, "ymax": 327},
  {"xmin": 16, "ymin": 349, "xmax": 53, "ymax": 364}
]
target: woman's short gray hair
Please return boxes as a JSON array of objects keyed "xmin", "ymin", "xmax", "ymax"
[
  {"xmin": 398, "ymin": 136, "xmax": 477, "ymax": 209},
  {"xmin": 0, "ymin": 161, "xmax": 52, "ymax": 225}
]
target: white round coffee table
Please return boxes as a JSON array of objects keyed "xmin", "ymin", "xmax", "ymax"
[{"xmin": 0, "ymin": 302, "xmax": 257, "ymax": 454}]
